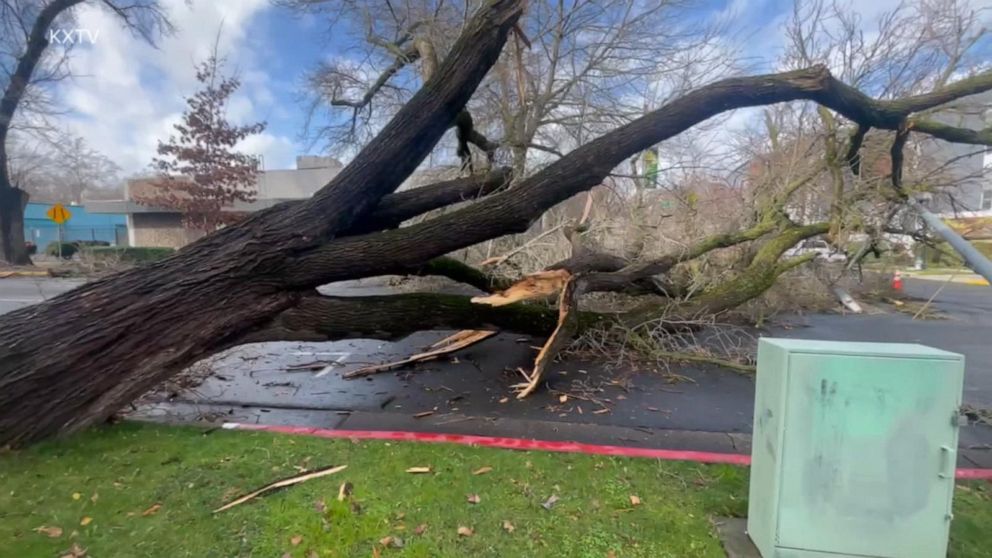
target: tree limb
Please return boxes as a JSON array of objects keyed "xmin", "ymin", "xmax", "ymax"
[
  {"xmin": 289, "ymin": 65, "xmax": 992, "ymax": 288},
  {"xmin": 237, "ymin": 292, "xmax": 587, "ymax": 344},
  {"xmin": 345, "ymin": 167, "xmax": 512, "ymax": 234}
]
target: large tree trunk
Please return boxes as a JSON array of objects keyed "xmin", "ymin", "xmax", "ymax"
[
  {"xmin": 0, "ymin": 0, "xmax": 528, "ymax": 446},
  {"xmin": 0, "ymin": 181, "xmax": 29, "ymax": 265},
  {"xmin": 3, "ymin": 0, "xmax": 992, "ymax": 446}
]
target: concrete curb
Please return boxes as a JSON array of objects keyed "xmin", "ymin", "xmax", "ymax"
[{"xmin": 218, "ymin": 421, "xmax": 992, "ymax": 480}]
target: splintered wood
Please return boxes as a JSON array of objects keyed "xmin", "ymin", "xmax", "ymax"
[
  {"xmin": 511, "ymin": 276, "xmax": 580, "ymax": 398},
  {"xmin": 470, "ymin": 269, "xmax": 571, "ymax": 307},
  {"xmin": 343, "ymin": 330, "xmax": 496, "ymax": 378},
  {"xmin": 213, "ymin": 464, "xmax": 347, "ymax": 513}
]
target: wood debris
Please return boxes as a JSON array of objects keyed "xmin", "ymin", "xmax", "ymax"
[
  {"xmin": 213, "ymin": 464, "xmax": 347, "ymax": 513},
  {"xmin": 344, "ymin": 330, "xmax": 496, "ymax": 378}
]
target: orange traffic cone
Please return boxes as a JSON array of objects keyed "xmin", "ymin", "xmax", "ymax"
[{"xmin": 891, "ymin": 271, "xmax": 904, "ymax": 291}]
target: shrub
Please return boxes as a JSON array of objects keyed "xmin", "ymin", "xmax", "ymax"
[
  {"xmin": 86, "ymin": 246, "xmax": 175, "ymax": 264},
  {"xmin": 46, "ymin": 241, "xmax": 78, "ymax": 259},
  {"xmin": 73, "ymin": 240, "xmax": 111, "ymax": 248}
]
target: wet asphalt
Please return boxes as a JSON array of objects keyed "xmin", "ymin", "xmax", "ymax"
[{"xmin": 124, "ymin": 278, "xmax": 992, "ymax": 468}]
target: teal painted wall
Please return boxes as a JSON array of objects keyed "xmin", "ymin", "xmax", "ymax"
[{"xmin": 24, "ymin": 202, "xmax": 127, "ymax": 247}]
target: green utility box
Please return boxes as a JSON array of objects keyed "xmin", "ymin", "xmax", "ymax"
[{"xmin": 748, "ymin": 338, "xmax": 964, "ymax": 558}]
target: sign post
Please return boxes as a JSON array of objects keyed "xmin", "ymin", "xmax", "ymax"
[{"xmin": 46, "ymin": 203, "xmax": 72, "ymax": 258}]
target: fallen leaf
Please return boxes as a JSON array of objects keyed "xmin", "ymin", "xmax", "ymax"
[
  {"xmin": 314, "ymin": 499, "xmax": 327, "ymax": 513},
  {"xmin": 379, "ymin": 536, "xmax": 404, "ymax": 548},
  {"xmin": 457, "ymin": 526, "xmax": 474, "ymax": 537},
  {"xmin": 502, "ymin": 520, "xmax": 515, "ymax": 533},
  {"xmin": 629, "ymin": 495, "xmax": 641, "ymax": 506},
  {"xmin": 142, "ymin": 503, "xmax": 162, "ymax": 516},
  {"xmin": 89, "ymin": 493, "xmax": 98, "ymax": 503},
  {"xmin": 59, "ymin": 542, "xmax": 87, "ymax": 558},
  {"xmin": 337, "ymin": 481, "xmax": 353, "ymax": 501},
  {"xmin": 607, "ymin": 551, "xmax": 617, "ymax": 558},
  {"xmin": 498, "ymin": 397, "xmax": 509, "ymax": 404},
  {"xmin": 558, "ymin": 394, "xmax": 568, "ymax": 403},
  {"xmin": 372, "ymin": 546, "xmax": 382, "ymax": 558},
  {"xmin": 405, "ymin": 467, "xmax": 431, "ymax": 474},
  {"xmin": 467, "ymin": 494, "xmax": 481, "ymax": 504},
  {"xmin": 281, "ymin": 554, "xmax": 291, "ymax": 558},
  {"xmin": 413, "ymin": 411, "xmax": 434, "ymax": 419},
  {"xmin": 79, "ymin": 517, "xmax": 92, "ymax": 527},
  {"xmin": 307, "ymin": 551, "xmax": 319, "ymax": 558},
  {"xmin": 541, "ymin": 494, "xmax": 559, "ymax": 510},
  {"xmin": 71, "ymin": 493, "xmax": 81, "ymax": 501},
  {"xmin": 290, "ymin": 535, "xmax": 303, "ymax": 546},
  {"xmin": 414, "ymin": 524, "xmax": 428, "ymax": 535},
  {"xmin": 34, "ymin": 526, "xmax": 63, "ymax": 538},
  {"xmin": 472, "ymin": 466, "xmax": 493, "ymax": 476}
]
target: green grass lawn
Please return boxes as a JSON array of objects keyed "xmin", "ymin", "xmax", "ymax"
[{"xmin": 0, "ymin": 422, "xmax": 989, "ymax": 558}]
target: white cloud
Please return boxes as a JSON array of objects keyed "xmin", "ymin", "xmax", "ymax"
[{"xmin": 55, "ymin": 0, "xmax": 299, "ymax": 175}]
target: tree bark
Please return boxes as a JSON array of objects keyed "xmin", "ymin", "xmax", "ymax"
[{"xmin": 0, "ymin": 182, "xmax": 29, "ymax": 265}]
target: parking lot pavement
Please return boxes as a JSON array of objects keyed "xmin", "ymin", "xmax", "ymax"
[{"xmin": 0, "ymin": 276, "xmax": 86, "ymax": 314}]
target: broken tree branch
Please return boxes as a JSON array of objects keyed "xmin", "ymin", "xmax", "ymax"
[
  {"xmin": 213, "ymin": 464, "xmax": 348, "ymax": 513},
  {"xmin": 344, "ymin": 329, "xmax": 496, "ymax": 378}
]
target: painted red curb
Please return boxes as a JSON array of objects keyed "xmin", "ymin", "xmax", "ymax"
[{"xmin": 221, "ymin": 422, "xmax": 992, "ymax": 480}]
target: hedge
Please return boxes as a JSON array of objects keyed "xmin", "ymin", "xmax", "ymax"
[
  {"xmin": 85, "ymin": 246, "xmax": 176, "ymax": 264},
  {"xmin": 45, "ymin": 242, "xmax": 78, "ymax": 259}
]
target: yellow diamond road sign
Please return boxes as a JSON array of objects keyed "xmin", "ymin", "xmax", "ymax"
[{"xmin": 46, "ymin": 203, "xmax": 72, "ymax": 224}]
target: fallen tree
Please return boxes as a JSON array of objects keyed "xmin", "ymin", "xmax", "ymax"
[{"xmin": 3, "ymin": 0, "xmax": 992, "ymax": 446}]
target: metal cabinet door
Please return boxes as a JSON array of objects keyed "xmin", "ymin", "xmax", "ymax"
[{"xmin": 776, "ymin": 353, "xmax": 962, "ymax": 558}]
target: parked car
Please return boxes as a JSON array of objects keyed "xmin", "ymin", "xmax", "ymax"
[{"xmin": 784, "ymin": 238, "xmax": 847, "ymax": 263}]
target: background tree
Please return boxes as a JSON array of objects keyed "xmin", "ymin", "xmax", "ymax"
[
  {"xmin": 0, "ymin": 0, "xmax": 169, "ymax": 264},
  {"xmin": 285, "ymin": 0, "xmax": 722, "ymax": 176},
  {"xmin": 138, "ymin": 55, "xmax": 267, "ymax": 231},
  {"xmin": 2, "ymin": 0, "xmax": 992, "ymax": 445},
  {"xmin": 53, "ymin": 134, "xmax": 120, "ymax": 203}
]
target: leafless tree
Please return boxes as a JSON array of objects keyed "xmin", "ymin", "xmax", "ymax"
[
  {"xmin": 284, "ymin": 0, "xmax": 724, "ymax": 176},
  {"xmin": 0, "ymin": 0, "xmax": 170, "ymax": 264}
]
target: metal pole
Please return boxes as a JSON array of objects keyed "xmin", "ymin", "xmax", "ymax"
[
  {"xmin": 909, "ymin": 199, "xmax": 992, "ymax": 285},
  {"xmin": 58, "ymin": 223, "xmax": 63, "ymax": 260}
]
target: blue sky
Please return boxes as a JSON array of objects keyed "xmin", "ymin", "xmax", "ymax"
[{"xmin": 51, "ymin": 0, "xmax": 939, "ymax": 175}]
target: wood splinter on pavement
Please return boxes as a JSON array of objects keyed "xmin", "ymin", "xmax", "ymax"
[
  {"xmin": 343, "ymin": 330, "xmax": 496, "ymax": 378},
  {"xmin": 511, "ymin": 276, "xmax": 581, "ymax": 398},
  {"xmin": 213, "ymin": 464, "xmax": 347, "ymax": 513}
]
